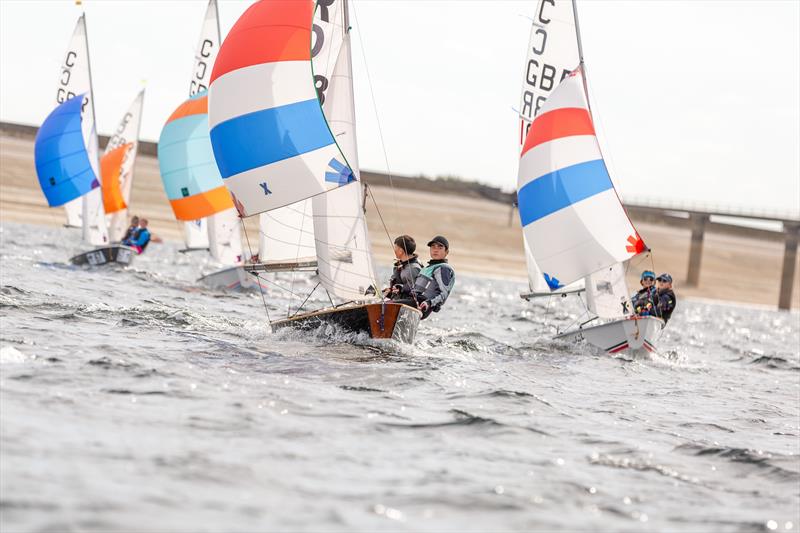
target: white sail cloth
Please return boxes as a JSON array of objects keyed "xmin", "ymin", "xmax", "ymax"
[
  {"xmin": 258, "ymin": 200, "xmax": 316, "ymax": 263},
  {"xmin": 518, "ymin": 0, "xmax": 582, "ymax": 294},
  {"xmin": 517, "ymin": 67, "xmax": 644, "ymax": 289},
  {"xmin": 57, "ymin": 16, "xmax": 107, "ymax": 245},
  {"xmin": 585, "ymin": 263, "xmax": 630, "ymax": 319},
  {"xmin": 183, "ymin": 0, "xmax": 242, "ymax": 260}
]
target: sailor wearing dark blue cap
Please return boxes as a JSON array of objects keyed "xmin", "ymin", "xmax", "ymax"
[
  {"xmin": 409, "ymin": 235, "xmax": 455, "ymax": 319},
  {"xmin": 631, "ymin": 270, "xmax": 658, "ymax": 316},
  {"xmin": 655, "ymin": 273, "xmax": 677, "ymax": 323}
]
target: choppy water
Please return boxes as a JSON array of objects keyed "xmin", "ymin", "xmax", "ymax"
[{"xmin": 1, "ymin": 221, "xmax": 798, "ymax": 533}]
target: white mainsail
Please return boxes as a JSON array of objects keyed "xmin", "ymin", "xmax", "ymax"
[
  {"xmin": 104, "ymin": 89, "xmax": 145, "ymax": 242},
  {"xmin": 312, "ymin": 31, "xmax": 379, "ymax": 299},
  {"xmin": 518, "ymin": 0, "xmax": 582, "ymax": 295},
  {"xmin": 57, "ymin": 15, "xmax": 108, "ymax": 245},
  {"xmin": 184, "ymin": 0, "xmax": 237, "ymax": 257},
  {"xmin": 584, "ymin": 263, "xmax": 630, "ymax": 319},
  {"xmin": 207, "ymin": 208, "xmax": 243, "ymax": 264},
  {"xmin": 258, "ymin": 200, "xmax": 316, "ymax": 263}
]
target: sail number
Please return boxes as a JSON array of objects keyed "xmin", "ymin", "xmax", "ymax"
[
  {"xmin": 190, "ymin": 39, "xmax": 214, "ymax": 96},
  {"xmin": 520, "ymin": 0, "xmax": 572, "ymax": 120},
  {"xmin": 311, "ymin": 0, "xmax": 335, "ymax": 105},
  {"xmin": 56, "ymin": 49, "xmax": 89, "ymax": 114}
]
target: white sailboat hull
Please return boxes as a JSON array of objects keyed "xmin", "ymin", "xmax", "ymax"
[{"xmin": 555, "ymin": 316, "xmax": 664, "ymax": 354}]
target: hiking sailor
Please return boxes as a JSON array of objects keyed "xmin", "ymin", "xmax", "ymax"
[{"xmin": 409, "ymin": 235, "xmax": 456, "ymax": 319}]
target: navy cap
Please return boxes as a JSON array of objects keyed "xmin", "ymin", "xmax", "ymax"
[
  {"xmin": 657, "ymin": 273, "xmax": 673, "ymax": 282},
  {"xmin": 427, "ymin": 235, "xmax": 449, "ymax": 250}
]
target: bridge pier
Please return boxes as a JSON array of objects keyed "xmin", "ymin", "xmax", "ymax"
[
  {"xmin": 686, "ymin": 214, "xmax": 709, "ymax": 287},
  {"xmin": 778, "ymin": 224, "xmax": 799, "ymax": 311}
]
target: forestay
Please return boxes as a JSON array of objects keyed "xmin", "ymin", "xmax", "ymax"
[
  {"xmin": 518, "ymin": 0, "xmax": 582, "ymax": 295},
  {"xmin": 53, "ymin": 15, "xmax": 107, "ymax": 245},
  {"xmin": 311, "ymin": 0, "xmax": 379, "ymax": 300},
  {"xmin": 517, "ymin": 66, "xmax": 645, "ymax": 289},
  {"xmin": 208, "ymin": 0, "xmax": 356, "ymax": 217},
  {"xmin": 158, "ymin": 91, "xmax": 241, "ymax": 264},
  {"xmin": 184, "ymin": 0, "xmax": 224, "ymax": 250},
  {"xmin": 103, "ymin": 90, "xmax": 144, "ymax": 242}
]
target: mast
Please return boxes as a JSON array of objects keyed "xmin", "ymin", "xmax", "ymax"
[
  {"xmin": 82, "ymin": 12, "xmax": 104, "ymax": 243},
  {"xmin": 571, "ymin": 0, "xmax": 585, "ymax": 65},
  {"xmin": 570, "ymin": 0, "xmax": 591, "ymax": 111}
]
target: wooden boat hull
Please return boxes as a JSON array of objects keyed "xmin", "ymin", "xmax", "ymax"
[
  {"xmin": 70, "ymin": 245, "xmax": 136, "ymax": 266},
  {"xmin": 197, "ymin": 265, "xmax": 269, "ymax": 292},
  {"xmin": 555, "ymin": 315, "xmax": 665, "ymax": 354},
  {"xmin": 272, "ymin": 302, "xmax": 422, "ymax": 343}
]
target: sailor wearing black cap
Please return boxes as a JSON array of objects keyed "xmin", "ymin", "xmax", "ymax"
[
  {"xmin": 655, "ymin": 273, "xmax": 677, "ymax": 323},
  {"xmin": 408, "ymin": 235, "xmax": 455, "ymax": 319}
]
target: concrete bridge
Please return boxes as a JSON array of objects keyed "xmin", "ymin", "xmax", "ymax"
[{"xmin": 622, "ymin": 198, "xmax": 799, "ymax": 310}]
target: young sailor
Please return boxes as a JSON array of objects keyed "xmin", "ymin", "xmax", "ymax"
[
  {"xmin": 632, "ymin": 270, "xmax": 658, "ymax": 316},
  {"xmin": 120, "ymin": 215, "xmax": 139, "ymax": 243},
  {"xmin": 384, "ymin": 235, "xmax": 422, "ymax": 300},
  {"xmin": 411, "ymin": 235, "xmax": 456, "ymax": 319},
  {"xmin": 122, "ymin": 218, "xmax": 151, "ymax": 254},
  {"xmin": 655, "ymin": 273, "xmax": 677, "ymax": 323}
]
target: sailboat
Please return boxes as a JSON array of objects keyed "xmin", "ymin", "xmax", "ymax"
[
  {"xmin": 34, "ymin": 14, "xmax": 134, "ymax": 266},
  {"xmin": 208, "ymin": 0, "xmax": 421, "ymax": 342},
  {"xmin": 516, "ymin": 0, "xmax": 663, "ymax": 353},
  {"xmin": 170, "ymin": 0, "xmax": 245, "ymax": 279}
]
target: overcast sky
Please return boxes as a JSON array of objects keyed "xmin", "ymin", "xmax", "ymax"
[{"xmin": 1, "ymin": 0, "xmax": 798, "ymax": 216}]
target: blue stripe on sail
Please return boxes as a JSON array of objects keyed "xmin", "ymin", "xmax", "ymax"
[
  {"xmin": 518, "ymin": 159, "xmax": 613, "ymax": 226},
  {"xmin": 34, "ymin": 95, "xmax": 96, "ymax": 207},
  {"xmin": 209, "ymin": 98, "xmax": 335, "ymax": 179},
  {"xmin": 158, "ymin": 114, "xmax": 223, "ymax": 200}
]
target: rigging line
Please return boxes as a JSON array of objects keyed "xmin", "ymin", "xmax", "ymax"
[
  {"xmin": 288, "ymin": 201, "xmax": 313, "ymax": 316},
  {"xmin": 240, "ymin": 216, "xmax": 271, "ymax": 324},
  {"xmin": 350, "ymin": 2, "xmax": 402, "ymax": 236},
  {"xmin": 290, "ymin": 282, "xmax": 321, "ymax": 318},
  {"xmin": 366, "ymin": 183, "xmax": 393, "ymax": 248}
]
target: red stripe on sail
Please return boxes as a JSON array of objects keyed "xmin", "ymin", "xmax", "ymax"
[
  {"xmin": 521, "ymin": 107, "xmax": 595, "ymax": 157},
  {"xmin": 210, "ymin": 0, "xmax": 313, "ymax": 84}
]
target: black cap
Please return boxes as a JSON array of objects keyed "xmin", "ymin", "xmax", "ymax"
[
  {"xmin": 656, "ymin": 273, "xmax": 672, "ymax": 282},
  {"xmin": 427, "ymin": 235, "xmax": 449, "ymax": 250}
]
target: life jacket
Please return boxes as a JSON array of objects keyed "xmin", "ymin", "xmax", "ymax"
[
  {"xmin": 412, "ymin": 259, "xmax": 455, "ymax": 309},
  {"xmin": 389, "ymin": 255, "xmax": 422, "ymax": 297}
]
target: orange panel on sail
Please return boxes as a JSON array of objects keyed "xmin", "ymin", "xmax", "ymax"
[
  {"xmin": 169, "ymin": 185, "xmax": 235, "ymax": 221},
  {"xmin": 100, "ymin": 143, "xmax": 132, "ymax": 214}
]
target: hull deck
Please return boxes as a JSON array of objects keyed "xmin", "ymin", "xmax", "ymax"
[
  {"xmin": 70, "ymin": 245, "xmax": 136, "ymax": 266},
  {"xmin": 555, "ymin": 315, "xmax": 665, "ymax": 354},
  {"xmin": 271, "ymin": 302, "xmax": 422, "ymax": 344}
]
